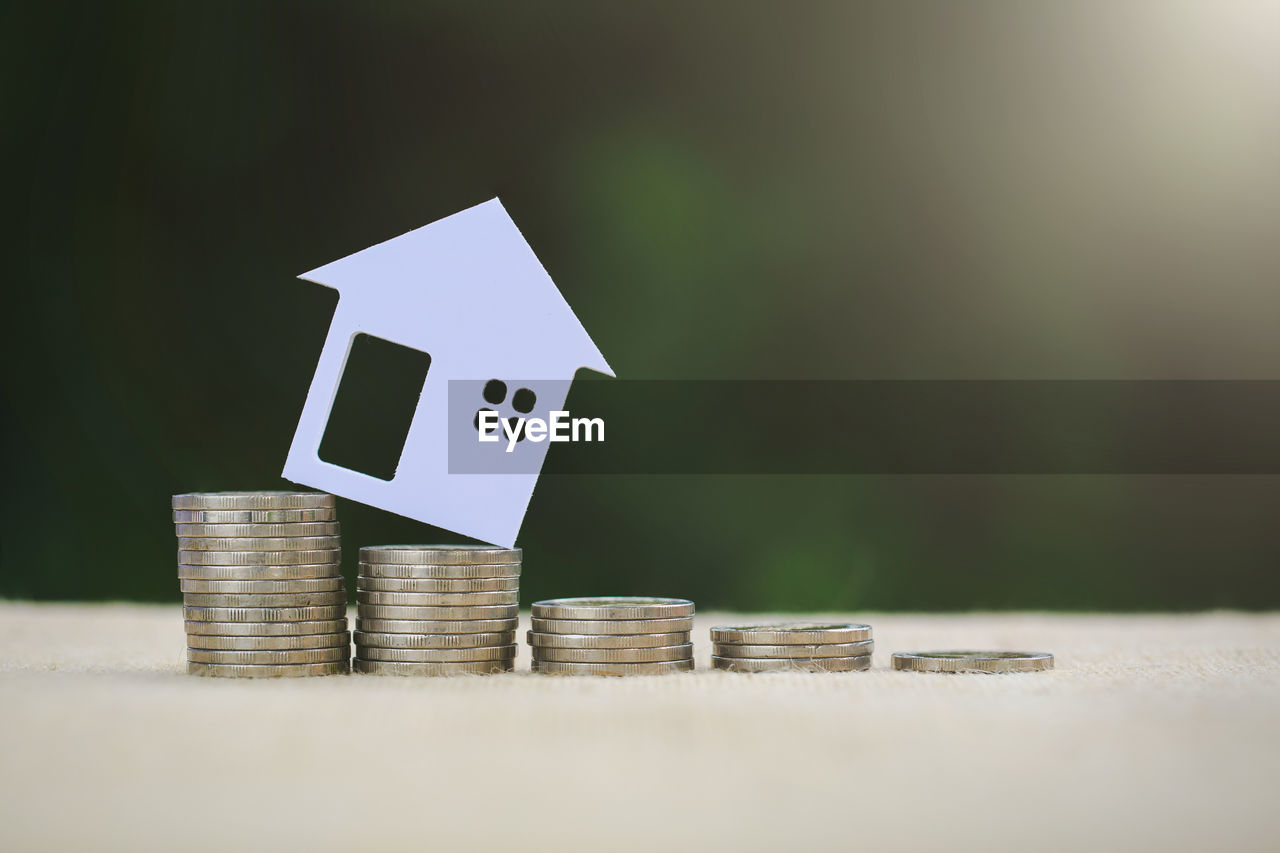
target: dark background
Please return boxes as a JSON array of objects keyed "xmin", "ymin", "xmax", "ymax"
[{"xmin": 3, "ymin": 1, "xmax": 1278, "ymax": 609}]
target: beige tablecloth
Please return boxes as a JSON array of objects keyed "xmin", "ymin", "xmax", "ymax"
[{"xmin": 1, "ymin": 602, "xmax": 1277, "ymax": 852}]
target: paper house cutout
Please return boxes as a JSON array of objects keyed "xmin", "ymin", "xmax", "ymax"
[{"xmin": 282, "ymin": 198, "xmax": 613, "ymax": 547}]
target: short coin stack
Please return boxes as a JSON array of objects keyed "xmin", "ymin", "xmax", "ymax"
[
  {"xmin": 711, "ymin": 622, "xmax": 873, "ymax": 672},
  {"xmin": 891, "ymin": 651, "xmax": 1054, "ymax": 673},
  {"xmin": 174, "ymin": 491, "xmax": 350, "ymax": 677},
  {"xmin": 354, "ymin": 545, "xmax": 521, "ymax": 675},
  {"xmin": 529, "ymin": 597, "xmax": 695, "ymax": 676}
]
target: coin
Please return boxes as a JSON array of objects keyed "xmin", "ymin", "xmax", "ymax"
[
  {"xmin": 182, "ymin": 590, "xmax": 348, "ymax": 608},
  {"xmin": 358, "ymin": 645, "xmax": 517, "ymax": 663},
  {"xmin": 183, "ymin": 605, "xmax": 346, "ymax": 623},
  {"xmin": 712, "ymin": 654, "xmax": 872, "ymax": 673},
  {"xmin": 185, "ymin": 618, "xmax": 348, "ymax": 637},
  {"xmin": 173, "ymin": 508, "xmax": 336, "ymax": 523},
  {"xmin": 187, "ymin": 632, "xmax": 350, "ymax": 651},
  {"xmin": 360, "ymin": 545, "xmax": 521, "ymax": 565},
  {"xmin": 174, "ymin": 522, "xmax": 340, "ymax": 538},
  {"xmin": 358, "ymin": 562, "xmax": 521, "ymax": 579},
  {"xmin": 532, "ymin": 597, "xmax": 694, "ymax": 620},
  {"xmin": 188, "ymin": 661, "xmax": 349, "ymax": 678},
  {"xmin": 713, "ymin": 640, "xmax": 875, "ymax": 659},
  {"xmin": 356, "ymin": 576, "xmax": 519, "ymax": 593},
  {"xmin": 178, "ymin": 563, "xmax": 342, "ymax": 580},
  {"xmin": 356, "ymin": 604, "xmax": 517, "ymax": 620},
  {"xmin": 177, "ymin": 536, "xmax": 341, "ymax": 551},
  {"xmin": 531, "ymin": 659, "xmax": 694, "ymax": 676},
  {"xmin": 531, "ymin": 643, "xmax": 693, "ymax": 664},
  {"xmin": 172, "ymin": 492, "xmax": 335, "ymax": 510},
  {"xmin": 710, "ymin": 622, "xmax": 874, "ymax": 645},
  {"xmin": 186, "ymin": 647, "xmax": 349, "ymax": 665},
  {"xmin": 355, "ymin": 618, "xmax": 519, "ymax": 635},
  {"xmin": 354, "ymin": 631, "xmax": 515, "ymax": 649},
  {"xmin": 530, "ymin": 616, "xmax": 694, "ymax": 635},
  {"xmin": 525, "ymin": 631, "xmax": 691, "ymax": 649},
  {"xmin": 178, "ymin": 549, "xmax": 341, "ymax": 566},
  {"xmin": 352, "ymin": 659, "xmax": 512, "ymax": 676},
  {"xmin": 179, "ymin": 577, "xmax": 345, "ymax": 594},
  {"xmin": 355, "ymin": 590, "xmax": 518, "ymax": 607},
  {"xmin": 891, "ymin": 651, "xmax": 1054, "ymax": 673}
]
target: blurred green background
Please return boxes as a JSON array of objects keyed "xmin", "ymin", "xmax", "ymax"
[{"xmin": 3, "ymin": 1, "xmax": 1278, "ymax": 609}]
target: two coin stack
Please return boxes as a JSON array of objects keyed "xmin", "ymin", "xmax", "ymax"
[
  {"xmin": 529, "ymin": 597, "xmax": 695, "ymax": 676},
  {"xmin": 711, "ymin": 622, "xmax": 873, "ymax": 672},
  {"xmin": 353, "ymin": 545, "xmax": 521, "ymax": 675},
  {"xmin": 174, "ymin": 491, "xmax": 350, "ymax": 677}
]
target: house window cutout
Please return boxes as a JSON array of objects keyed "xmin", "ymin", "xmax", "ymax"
[{"xmin": 318, "ymin": 333, "xmax": 431, "ymax": 481}]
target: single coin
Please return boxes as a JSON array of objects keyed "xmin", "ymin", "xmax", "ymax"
[
  {"xmin": 182, "ymin": 590, "xmax": 348, "ymax": 608},
  {"xmin": 174, "ymin": 522, "xmax": 339, "ymax": 538},
  {"xmin": 173, "ymin": 508, "xmax": 336, "ymax": 524},
  {"xmin": 354, "ymin": 631, "xmax": 515, "ymax": 650},
  {"xmin": 179, "ymin": 577, "xmax": 345, "ymax": 594},
  {"xmin": 360, "ymin": 544, "xmax": 521, "ymax": 565},
  {"xmin": 178, "ymin": 563, "xmax": 341, "ymax": 580},
  {"xmin": 186, "ymin": 632, "xmax": 350, "ymax": 651},
  {"xmin": 356, "ymin": 604, "xmax": 517, "ymax": 620},
  {"xmin": 358, "ymin": 645, "xmax": 517, "ymax": 663},
  {"xmin": 187, "ymin": 647, "xmax": 349, "ymax": 665},
  {"xmin": 352, "ymin": 659, "xmax": 512, "ymax": 676},
  {"xmin": 891, "ymin": 651, "xmax": 1054, "ymax": 673},
  {"xmin": 183, "ymin": 604, "xmax": 346, "ymax": 623},
  {"xmin": 532, "ymin": 659, "xmax": 694, "ymax": 677},
  {"xmin": 713, "ymin": 640, "xmax": 875, "ymax": 659},
  {"xmin": 357, "ymin": 576, "xmax": 519, "ymax": 593},
  {"xmin": 178, "ymin": 549, "xmax": 341, "ymax": 566},
  {"xmin": 188, "ymin": 661, "xmax": 349, "ymax": 678},
  {"xmin": 185, "ymin": 618, "xmax": 348, "ymax": 637},
  {"xmin": 532, "ymin": 597, "xmax": 694, "ymax": 621},
  {"xmin": 530, "ymin": 616, "xmax": 694, "ymax": 635},
  {"xmin": 359, "ymin": 562, "xmax": 521, "ymax": 579},
  {"xmin": 526, "ymin": 631, "xmax": 690, "ymax": 649},
  {"xmin": 532, "ymin": 643, "xmax": 692, "ymax": 664},
  {"xmin": 177, "ymin": 536, "xmax": 341, "ymax": 552},
  {"xmin": 356, "ymin": 617, "xmax": 519, "ymax": 635},
  {"xmin": 712, "ymin": 654, "xmax": 872, "ymax": 673},
  {"xmin": 710, "ymin": 622, "xmax": 874, "ymax": 645},
  {"xmin": 355, "ymin": 590, "xmax": 518, "ymax": 607},
  {"xmin": 172, "ymin": 492, "xmax": 335, "ymax": 511}
]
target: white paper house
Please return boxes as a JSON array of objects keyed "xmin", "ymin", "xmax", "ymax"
[{"xmin": 282, "ymin": 198, "xmax": 613, "ymax": 547}]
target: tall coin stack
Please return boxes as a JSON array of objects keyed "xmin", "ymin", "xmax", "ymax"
[
  {"xmin": 354, "ymin": 545, "xmax": 521, "ymax": 675},
  {"xmin": 529, "ymin": 597, "xmax": 695, "ymax": 676},
  {"xmin": 711, "ymin": 622, "xmax": 874, "ymax": 672},
  {"xmin": 173, "ymin": 491, "xmax": 350, "ymax": 678}
]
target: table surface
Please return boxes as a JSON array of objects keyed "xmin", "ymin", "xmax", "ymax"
[{"xmin": 2, "ymin": 602, "xmax": 1277, "ymax": 852}]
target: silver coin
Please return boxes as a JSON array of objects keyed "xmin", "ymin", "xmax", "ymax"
[
  {"xmin": 172, "ymin": 492, "xmax": 335, "ymax": 510},
  {"xmin": 187, "ymin": 647, "xmax": 349, "ymax": 665},
  {"xmin": 177, "ymin": 536, "xmax": 341, "ymax": 552},
  {"xmin": 188, "ymin": 661, "xmax": 349, "ymax": 678},
  {"xmin": 360, "ymin": 544, "xmax": 521, "ymax": 565},
  {"xmin": 356, "ymin": 604, "xmax": 517, "ymax": 620},
  {"xmin": 357, "ymin": 645, "xmax": 517, "ymax": 663},
  {"xmin": 179, "ymin": 577, "xmax": 345, "ymax": 594},
  {"xmin": 713, "ymin": 640, "xmax": 875, "ymax": 659},
  {"xmin": 531, "ymin": 643, "xmax": 693, "ymax": 664},
  {"xmin": 182, "ymin": 590, "xmax": 348, "ymax": 608},
  {"xmin": 891, "ymin": 651, "xmax": 1054, "ymax": 673},
  {"xmin": 531, "ymin": 659, "xmax": 695, "ymax": 677},
  {"xmin": 526, "ymin": 631, "xmax": 690, "ymax": 649},
  {"xmin": 185, "ymin": 618, "xmax": 348, "ymax": 637},
  {"xmin": 173, "ymin": 508, "xmax": 336, "ymax": 524},
  {"xmin": 530, "ymin": 616, "xmax": 694, "ymax": 635},
  {"xmin": 186, "ymin": 632, "xmax": 350, "ymax": 651},
  {"xmin": 354, "ymin": 630, "xmax": 515, "ymax": 650},
  {"xmin": 183, "ymin": 605, "xmax": 346, "ymax": 623},
  {"xmin": 532, "ymin": 597, "xmax": 694, "ymax": 621},
  {"xmin": 178, "ymin": 563, "xmax": 341, "ymax": 580},
  {"xmin": 356, "ymin": 576, "xmax": 519, "ymax": 593},
  {"xmin": 712, "ymin": 654, "xmax": 872, "ymax": 673},
  {"xmin": 356, "ymin": 617, "xmax": 519, "ymax": 635},
  {"xmin": 359, "ymin": 562, "xmax": 521, "ymax": 579},
  {"xmin": 355, "ymin": 590, "xmax": 518, "ymax": 607},
  {"xmin": 174, "ymin": 522, "xmax": 339, "ymax": 538},
  {"xmin": 710, "ymin": 622, "xmax": 873, "ymax": 645},
  {"xmin": 178, "ymin": 549, "xmax": 341, "ymax": 566},
  {"xmin": 352, "ymin": 658, "xmax": 512, "ymax": 676}
]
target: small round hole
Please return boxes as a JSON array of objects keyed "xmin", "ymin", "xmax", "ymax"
[
  {"xmin": 483, "ymin": 379, "xmax": 507, "ymax": 405},
  {"xmin": 512, "ymin": 388, "xmax": 536, "ymax": 414},
  {"xmin": 474, "ymin": 408, "xmax": 499, "ymax": 435}
]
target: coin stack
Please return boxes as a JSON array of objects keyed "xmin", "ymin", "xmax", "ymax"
[
  {"xmin": 711, "ymin": 622, "xmax": 874, "ymax": 672},
  {"xmin": 529, "ymin": 597, "xmax": 695, "ymax": 676},
  {"xmin": 354, "ymin": 545, "xmax": 521, "ymax": 675},
  {"xmin": 891, "ymin": 651, "xmax": 1054, "ymax": 673},
  {"xmin": 174, "ymin": 491, "xmax": 350, "ymax": 678}
]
